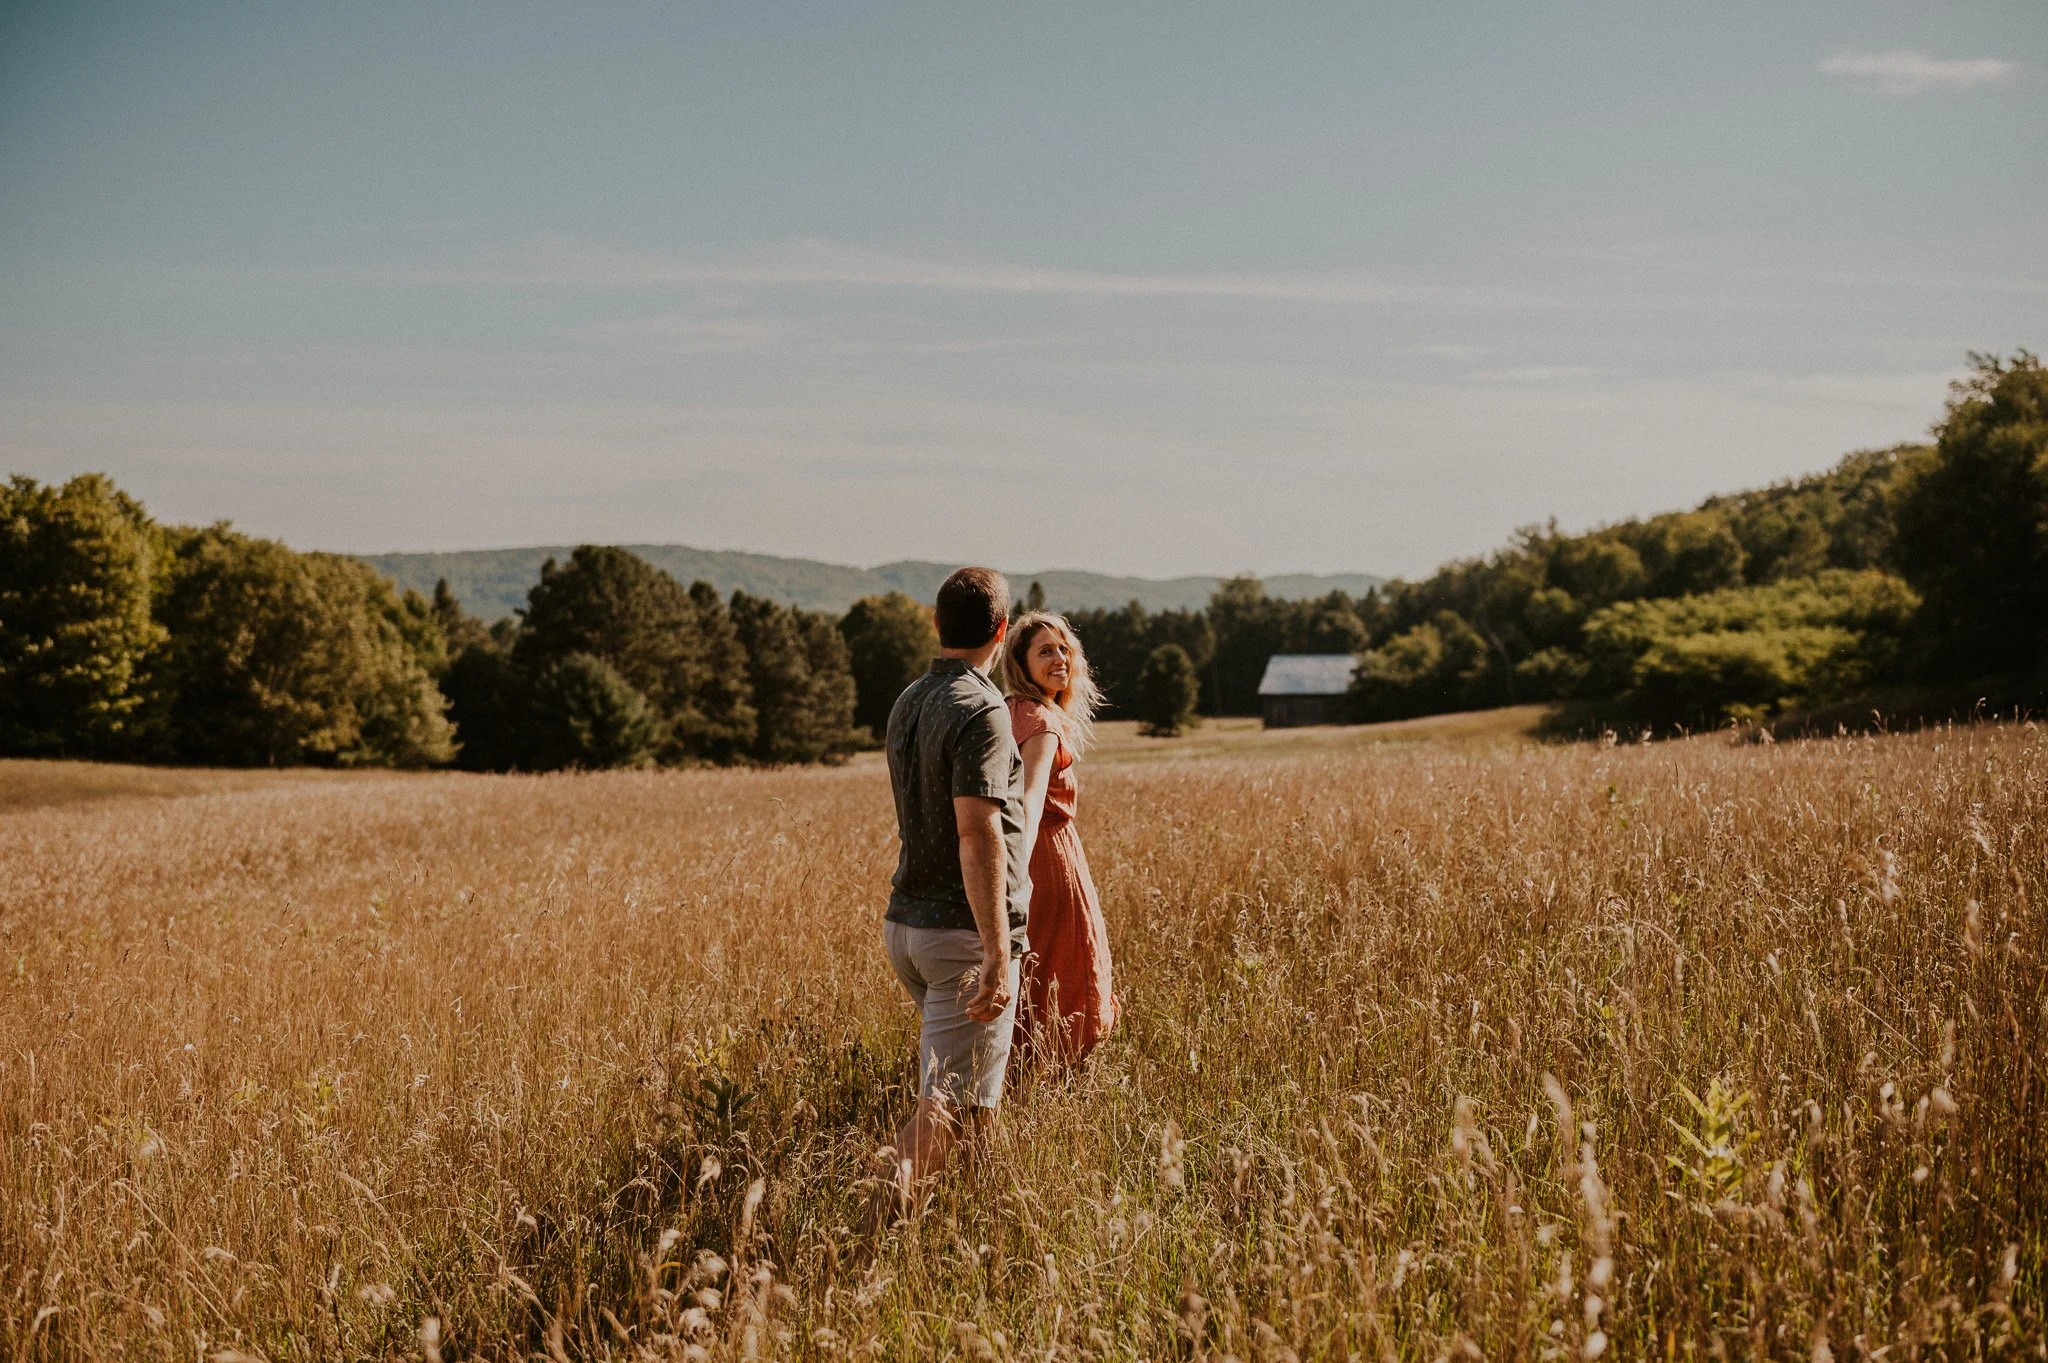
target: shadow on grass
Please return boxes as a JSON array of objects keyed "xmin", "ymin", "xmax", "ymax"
[{"xmin": 489, "ymin": 1016, "xmax": 917, "ymax": 1352}]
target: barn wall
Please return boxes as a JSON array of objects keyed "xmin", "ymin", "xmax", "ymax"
[{"xmin": 1261, "ymin": 695, "xmax": 1350, "ymax": 728}]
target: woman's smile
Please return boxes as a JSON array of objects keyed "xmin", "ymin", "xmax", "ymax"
[{"xmin": 1032, "ymin": 643, "xmax": 1070, "ymax": 692}]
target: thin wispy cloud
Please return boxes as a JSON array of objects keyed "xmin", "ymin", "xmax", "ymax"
[
  {"xmin": 373, "ymin": 238, "xmax": 1562, "ymax": 311},
  {"xmin": 577, "ymin": 314, "xmax": 801, "ymax": 351},
  {"xmin": 1820, "ymin": 49, "xmax": 2016, "ymax": 96},
  {"xmin": 572, "ymin": 309, "xmax": 1065, "ymax": 358},
  {"xmin": 1471, "ymin": 364, "xmax": 1628, "ymax": 385},
  {"xmin": 1393, "ymin": 343, "xmax": 1489, "ymax": 361},
  {"xmin": 1746, "ymin": 369, "xmax": 1960, "ymax": 410}
]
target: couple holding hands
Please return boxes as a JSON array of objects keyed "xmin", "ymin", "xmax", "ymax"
[{"xmin": 875, "ymin": 566, "xmax": 1118, "ymax": 1215}]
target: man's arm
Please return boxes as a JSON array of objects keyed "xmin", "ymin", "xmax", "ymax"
[{"xmin": 953, "ymin": 794, "xmax": 1013, "ymax": 1023}]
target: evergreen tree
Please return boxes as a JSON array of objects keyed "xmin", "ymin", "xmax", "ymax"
[
  {"xmin": 796, "ymin": 608, "xmax": 861, "ymax": 762},
  {"xmin": 1206, "ymin": 577, "xmax": 1286, "ymax": 715},
  {"xmin": 730, "ymin": 591, "xmax": 861, "ymax": 764},
  {"xmin": 1893, "ymin": 351, "xmax": 2048, "ymax": 677},
  {"xmin": 731, "ymin": 590, "xmax": 812, "ymax": 764},
  {"xmin": 526, "ymin": 653, "xmax": 662, "ymax": 769},
  {"xmin": 1201, "ymin": 578, "xmax": 1371, "ymax": 716},
  {"xmin": 1067, "ymin": 601, "xmax": 1216, "ymax": 717},
  {"xmin": 838, "ymin": 591, "xmax": 939, "ymax": 737},
  {"xmin": 1136, "ymin": 644, "xmax": 1201, "ymax": 737},
  {"xmin": 514, "ymin": 547, "xmax": 755, "ymax": 765},
  {"xmin": 431, "ymin": 578, "xmax": 493, "ymax": 657},
  {"xmin": 0, "ymin": 474, "xmax": 168, "ymax": 757},
  {"xmin": 1066, "ymin": 601, "xmax": 1150, "ymax": 715},
  {"xmin": 1149, "ymin": 607, "xmax": 1220, "ymax": 713},
  {"xmin": 682, "ymin": 581, "xmax": 757, "ymax": 764},
  {"xmin": 433, "ymin": 583, "xmax": 523, "ymax": 770},
  {"xmin": 441, "ymin": 640, "xmax": 524, "ymax": 771}
]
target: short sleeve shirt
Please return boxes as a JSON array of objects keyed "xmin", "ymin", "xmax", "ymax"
[
  {"xmin": 1007, "ymin": 697, "xmax": 1078, "ymax": 826},
  {"xmin": 883, "ymin": 659, "xmax": 1030, "ymax": 953}
]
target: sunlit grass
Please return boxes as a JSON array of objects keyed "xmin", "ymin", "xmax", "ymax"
[
  {"xmin": 3, "ymin": 723, "xmax": 2041, "ymax": 1358},
  {"xmin": 0, "ymin": 758, "xmax": 382, "ymax": 814},
  {"xmin": 1085, "ymin": 704, "xmax": 1548, "ymax": 765}
]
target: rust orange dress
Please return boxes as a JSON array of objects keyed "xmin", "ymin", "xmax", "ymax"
[{"xmin": 1007, "ymin": 696, "xmax": 1119, "ymax": 1064}]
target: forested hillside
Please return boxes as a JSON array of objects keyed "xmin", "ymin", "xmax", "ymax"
[
  {"xmin": 1058, "ymin": 446, "xmax": 1938, "ymax": 724},
  {"xmin": 363, "ymin": 545, "xmax": 1383, "ymax": 620},
  {"xmin": 1064, "ymin": 351, "xmax": 2048, "ymax": 732},
  {"xmin": 1346, "ymin": 350, "xmax": 2047, "ymax": 731}
]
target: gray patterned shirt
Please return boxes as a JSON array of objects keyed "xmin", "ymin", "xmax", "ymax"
[{"xmin": 883, "ymin": 658, "xmax": 1030, "ymax": 954}]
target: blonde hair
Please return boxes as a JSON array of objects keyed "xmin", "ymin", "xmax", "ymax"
[{"xmin": 1001, "ymin": 611, "xmax": 1101, "ymax": 755}]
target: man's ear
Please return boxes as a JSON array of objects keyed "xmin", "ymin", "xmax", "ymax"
[{"xmin": 993, "ymin": 617, "xmax": 1009, "ymax": 643}]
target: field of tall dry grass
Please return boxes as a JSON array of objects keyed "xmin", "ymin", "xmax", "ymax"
[{"xmin": 3, "ymin": 721, "xmax": 2042, "ymax": 1360}]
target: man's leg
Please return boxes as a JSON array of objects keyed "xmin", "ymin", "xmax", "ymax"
[
  {"xmin": 869, "ymin": 929, "xmax": 1014, "ymax": 1230},
  {"xmin": 956, "ymin": 1104, "xmax": 1003, "ymax": 1171},
  {"xmin": 909, "ymin": 953, "xmax": 1018, "ymax": 1192},
  {"xmin": 871, "ymin": 924, "xmax": 962, "ymax": 1230},
  {"xmin": 884, "ymin": 1096, "xmax": 962, "ymax": 1206},
  {"xmin": 876, "ymin": 1096, "xmax": 1001, "ymax": 1222}
]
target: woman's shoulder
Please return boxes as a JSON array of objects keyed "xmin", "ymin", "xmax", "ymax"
[{"xmin": 1006, "ymin": 695, "xmax": 1057, "ymax": 741}]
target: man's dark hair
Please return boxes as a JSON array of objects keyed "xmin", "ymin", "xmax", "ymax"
[{"xmin": 934, "ymin": 567, "xmax": 1010, "ymax": 648}]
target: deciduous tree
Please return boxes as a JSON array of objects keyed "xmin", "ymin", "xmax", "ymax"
[
  {"xmin": 154, "ymin": 528, "xmax": 454, "ymax": 766},
  {"xmin": 1136, "ymin": 643, "xmax": 1201, "ymax": 737},
  {"xmin": 0, "ymin": 474, "xmax": 167, "ymax": 757},
  {"xmin": 1893, "ymin": 351, "xmax": 2048, "ymax": 677},
  {"xmin": 838, "ymin": 592, "xmax": 939, "ymax": 738}
]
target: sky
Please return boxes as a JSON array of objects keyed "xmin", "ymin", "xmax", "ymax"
[{"xmin": 1, "ymin": 2, "xmax": 2042, "ymax": 580}]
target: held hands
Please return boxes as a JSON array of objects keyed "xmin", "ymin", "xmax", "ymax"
[{"xmin": 963, "ymin": 947, "xmax": 1012, "ymax": 1022}]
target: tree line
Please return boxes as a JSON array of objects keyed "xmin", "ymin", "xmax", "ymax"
[
  {"xmin": 5, "ymin": 350, "xmax": 2039, "ymax": 763},
  {"xmin": 1, "ymin": 490, "xmax": 461, "ymax": 767},
  {"xmin": 1345, "ymin": 351, "xmax": 2047, "ymax": 731},
  {"xmin": 1061, "ymin": 349, "xmax": 2048, "ymax": 733},
  {"xmin": 0, "ymin": 496, "xmax": 936, "ymax": 770},
  {"xmin": 1062, "ymin": 585, "xmax": 1375, "ymax": 721}
]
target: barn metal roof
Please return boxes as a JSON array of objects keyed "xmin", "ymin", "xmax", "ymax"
[{"xmin": 1256, "ymin": 654, "xmax": 1357, "ymax": 696}]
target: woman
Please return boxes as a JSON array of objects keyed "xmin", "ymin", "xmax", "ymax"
[{"xmin": 1002, "ymin": 611, "xmax": 1119, "ymax": 1066}]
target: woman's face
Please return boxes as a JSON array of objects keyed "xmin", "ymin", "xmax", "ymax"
[{"xmin": 1026, "ymin": 627, "xmax": 1072, "ymax": 696}]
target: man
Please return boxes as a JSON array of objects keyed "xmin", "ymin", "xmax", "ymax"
[{"xmin": 875, "ymin": 565, "xmax": 1030, "ymax": 1220}]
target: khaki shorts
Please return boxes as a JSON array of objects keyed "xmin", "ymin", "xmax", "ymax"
[{"xmin": 883, "ymin": 921, "xmax": 1021, "ymax": 1110}]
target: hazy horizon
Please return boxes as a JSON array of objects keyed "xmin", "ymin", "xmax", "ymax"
[
  {"xmin": 362, "ymin": 542, "xmax": 1384, "ymax": 581},
  {"xmin": 3, "ymin": 3, "xmax": 2042, "ymax": 579}
]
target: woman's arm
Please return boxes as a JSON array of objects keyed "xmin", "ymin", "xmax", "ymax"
[{"xmin": 1017, "ymin": 731, "xmax": 1059, "ymax": 864}]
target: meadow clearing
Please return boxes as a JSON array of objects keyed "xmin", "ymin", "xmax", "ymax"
[{"xmin": 1, "ymin": 717, "xmax": 2041, "ymax": 1361}]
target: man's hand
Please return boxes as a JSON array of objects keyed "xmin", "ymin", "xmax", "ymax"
[{"xmin": 964, "ymin": 947, "xmax": 1011, "ymax": 1022}]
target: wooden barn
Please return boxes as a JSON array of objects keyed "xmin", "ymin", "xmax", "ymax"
[{"xmin": 1257, "ymin": 654, "xmax": 1356, "ymax": 728}]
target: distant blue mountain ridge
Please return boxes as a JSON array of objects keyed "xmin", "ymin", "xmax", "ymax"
[{"xmin": 359, "ymin": 545, "xmax": 1385, "ymax": 621}]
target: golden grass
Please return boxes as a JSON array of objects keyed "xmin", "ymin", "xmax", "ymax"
[
  {"xmin": 2, "ymin": 723, "xmax": 2042, "ymax": 1359},
  {"xmin": 0, "ymin": 759, "xmax": 388, "ymax": 815},
  {"xmin": 1084, "ymin": 704, "xmax": 1550, "ymax": 766}
]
